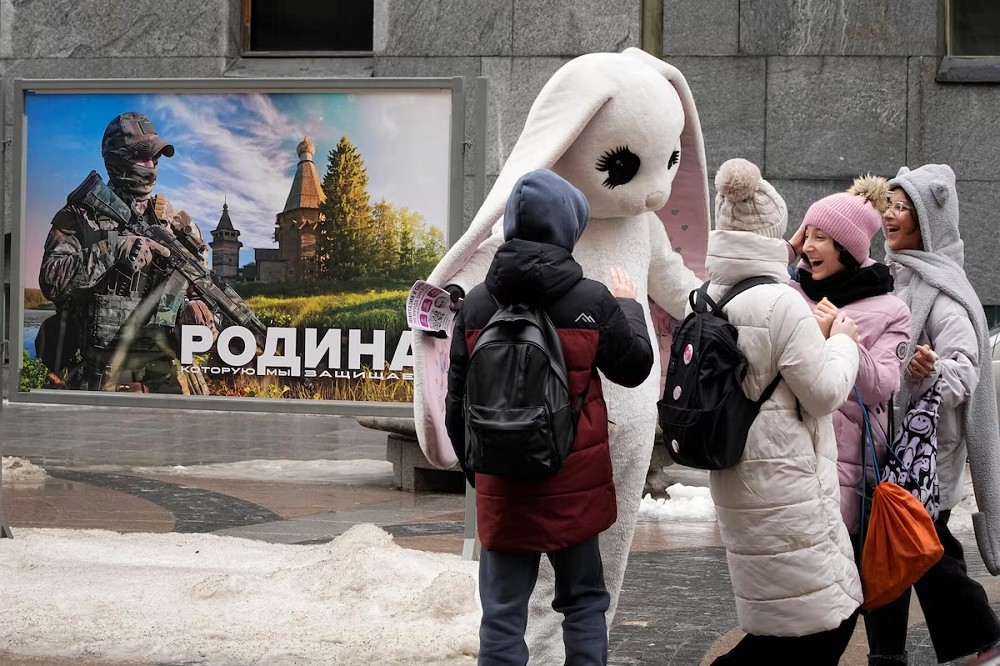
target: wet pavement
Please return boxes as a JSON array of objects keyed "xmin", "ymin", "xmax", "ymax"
[{"xmin": 2, "ymin": 399, "xmax": 999, "ymax": 665}]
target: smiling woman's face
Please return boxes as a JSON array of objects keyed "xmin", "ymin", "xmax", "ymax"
[
  {"xmin": 884, "ymin": 188, "xmax": 923, "ymax": 251},
  {"xmin": 802, "ymin": 225, "xmax": 845, "ymax": 280}
]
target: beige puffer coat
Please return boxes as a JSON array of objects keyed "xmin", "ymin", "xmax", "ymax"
[{"xmin": 702, "ymin": 231, "xmax": 863, "ymax": 636}]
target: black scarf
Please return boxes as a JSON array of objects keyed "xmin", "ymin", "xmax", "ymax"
[{"xmin": 796, "ymin": 261, "xmax": 894, "ymax": 307}]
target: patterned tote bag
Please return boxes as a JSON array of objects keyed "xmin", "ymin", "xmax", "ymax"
[{"xmin": 882, "ymin": 379, "xmax": 943, "ymax": 521}]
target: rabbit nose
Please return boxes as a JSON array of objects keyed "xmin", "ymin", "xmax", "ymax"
[{"xmin": 645, "ymin": 191, "xmax": 667, "ymax": 210}]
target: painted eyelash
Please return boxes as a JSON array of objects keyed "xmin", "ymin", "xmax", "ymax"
[
  {"xmin": 668, "ymin": 150, "xmax": 679, "ymax": 169},
  {"xmin": 595, "ymin": 145, "xmax": 640, "ymax": 189}
]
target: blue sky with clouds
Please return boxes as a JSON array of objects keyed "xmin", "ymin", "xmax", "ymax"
[{"xmin": 21, "ymin": 89, "xmax": 453, "ymax": 289}]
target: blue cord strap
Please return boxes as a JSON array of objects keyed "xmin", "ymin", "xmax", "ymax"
[
  {"xmin": 855, "ymin": 386, "xmax": 887, "ymax": 552},
  {"xmin": 855, "ymin": 386, "xmax": 920, "ymax": 529}
]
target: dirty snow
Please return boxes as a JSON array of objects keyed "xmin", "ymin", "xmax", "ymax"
[
  {"xmin": 2, "ymin": 456, "xmax": 49, "ymax": 483},
  {"xmin": 639, "ymin": 483, "xmax": 716, "ymax": 522},
  {"xmin": 0, "ymin": 524, "xmax": 480, "ymax": 665},
  {"xmin": 84, "ymin": 458, "xmax": 395, "ymax": 484}
]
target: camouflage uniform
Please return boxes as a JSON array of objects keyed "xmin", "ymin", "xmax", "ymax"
[{"xmin": 38, "ymin": 112, "xmax": 214, "ymax": 393}]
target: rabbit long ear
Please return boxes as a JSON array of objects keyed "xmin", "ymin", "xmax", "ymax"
[
  {"xmin": 428, "ymin": 57, "xmax": 612, "ymax": 286},
  {"xmin": 623, "ymin": 48, "xmax": 710, "ymax": 280},
  {"xmin": 416, "ymin": 56, "xmax": 612, "ymax": 470}
]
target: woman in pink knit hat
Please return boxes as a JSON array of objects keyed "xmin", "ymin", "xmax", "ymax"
[{"xmin": 789, "ymin": 177, "xmax": 912, "ymax": 664}]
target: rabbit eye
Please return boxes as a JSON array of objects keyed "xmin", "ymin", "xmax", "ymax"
[
  {"xmin": 596, "ymin": 146, "xmax": 640, "ymax": 189},
  {"xmin": 668, "ymin": 149, "xmax": 680, "ymax": 170}
]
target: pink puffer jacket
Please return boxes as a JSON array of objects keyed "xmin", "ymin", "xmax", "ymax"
[{"xmin": 792, "ymin": 282, "xmax": 910, "ymax": 534}]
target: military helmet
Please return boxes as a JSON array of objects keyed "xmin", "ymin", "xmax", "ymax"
[{"xmin": 102, "ymin": 112, "xmax": 175, "ymax": 162}]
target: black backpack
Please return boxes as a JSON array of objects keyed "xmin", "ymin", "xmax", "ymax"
[
  {"xmin": 657, "ymin": 277, "xmax": 782, "ymax": 470},
  {"xmin": 464, "ymin": 302, "xmax": 582, "ymax": 480}
]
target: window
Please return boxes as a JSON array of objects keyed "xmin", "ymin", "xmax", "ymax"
[
  {"xmin": 242, "ymin": 0, "xmax": 374, "ymax": 55},
  {"xmin": 985, "ymin": 305, "xmax": 1000, "ymax": 330},
  {"xmin": 948, "ymin": 0, "xmax": 1000, "ymax": 56},
  {"xmin": 938, "ymin": 0, "xmax": 1000, "ymax": 82}
]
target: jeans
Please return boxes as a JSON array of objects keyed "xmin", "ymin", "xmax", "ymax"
[
  {"xmin": 859, "ymin": 509, "xmax": 1000, "ymax": 663},
  {"xmin": 710, "ymin": 612, "xmax": 859, "ymax": 666},
  {"xmin": 478, "ymin": 536, "xmax": 610, "ymax": 666}
]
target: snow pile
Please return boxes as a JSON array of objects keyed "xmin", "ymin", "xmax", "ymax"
[
  {"xmin": 639, "ymin": 483, "xmax": 716, "ymax": 522},
  {"xmin": 0, "ymin": 524, "xmax": 480, "ymax": 665},
  {"xmin": 2, "ymin": 456, "xmax": 49, "ymax": 483},
  {"xmin": 88, "ymin": 458, "xmax": 395, "ymax": 484}
]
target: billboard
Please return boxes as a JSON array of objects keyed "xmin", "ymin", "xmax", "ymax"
[{"xmin": 11, "ymin": 78, "xmax": 465, "ymax": 415}]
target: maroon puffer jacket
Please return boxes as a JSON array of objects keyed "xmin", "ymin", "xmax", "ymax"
[{"xmin": 445, "ymin": 239, "xmax": 653, "ymax": 552}]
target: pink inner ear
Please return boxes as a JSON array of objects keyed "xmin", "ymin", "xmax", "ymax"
[
  {"xmin": 421, "ymin": 335, "xmax": 458, "ymax": 468},
  {"xmin": 648, "ymin": 302, "xmax": 674, "ymax": 395},
  {"xmin": 652, "ymin": 129, "xmax": 709, "ymax": 397},
  {"xmin": 656, "ymin": 178, "xmax": 708, "ymax": 280}
]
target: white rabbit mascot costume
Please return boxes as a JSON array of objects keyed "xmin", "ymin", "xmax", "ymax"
[{"xmin": 415, "ymin": 47, "xmax": 710, "ymax": 662}]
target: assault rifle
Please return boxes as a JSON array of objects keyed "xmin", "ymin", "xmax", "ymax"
[{"xmin": 67, "ymin": 170, "xmax": 268, "ymax": 352}]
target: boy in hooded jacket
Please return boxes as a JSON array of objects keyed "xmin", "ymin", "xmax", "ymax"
[{"xmin": 445, "ymin": 168, "xmax": 655, "ymax": 666}]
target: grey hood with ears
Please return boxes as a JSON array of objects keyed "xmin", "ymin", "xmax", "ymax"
[
  {"xmin": 887, "ymin": 164, "xmax": 1000, "ymax": 576},
  {"xmin": 888, "ymin": 164, "xmax": 962, "ymax": 265}
]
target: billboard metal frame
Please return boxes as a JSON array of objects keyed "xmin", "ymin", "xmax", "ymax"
[
  {"xmin": 1, "ymin": 75, "xmax": 12, "ymax": 538},
  {"xmin": 9, "ymin": 76, "xmax": 466, "ymax": 418}
]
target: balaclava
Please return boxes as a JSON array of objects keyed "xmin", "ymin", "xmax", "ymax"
[{"xmin": 102, "ymin": 112, "xmax": 174, "ymax": 200}]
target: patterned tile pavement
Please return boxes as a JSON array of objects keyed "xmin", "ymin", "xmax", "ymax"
[{"xmin": 3, "ymin": 401, "xmax": 999, "ymax": 665}]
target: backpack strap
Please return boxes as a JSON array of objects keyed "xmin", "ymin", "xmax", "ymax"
[
  {"xmin": 535, "ymin": 304, "xmax": 591, "ymax": 421},
  {"xmin": 689, "ymin": 281, "xmax": 716, "ymax": 314},
  {"xmin": 490, "ymin": 298, "xmax": 574, "ymax": 393},
  {"xmin": 712, "ymin": 276, "xmax": 798, "ymax": 418},
  {"xmin": 754, "ymin": 373, "xmax": 802, "ymax": 422},
  {"xmin": 534, "ymin": 306, "xmax": 571, "ymax": 390},
  {"xmin": 716, "ymin": 276, "xmax": 780, "ymax": 310},
  {"xmin": 757, "ymin": 373, "xmax": 782, "ymax": 405}
]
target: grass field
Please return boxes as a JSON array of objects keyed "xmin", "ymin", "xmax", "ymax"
[{"xmin": 21, "ymin": 285, "xmax": 418, "ymax": 403}]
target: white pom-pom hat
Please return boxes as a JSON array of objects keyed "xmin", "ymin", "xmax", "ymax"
[{"xmin": 714, "ymin": 158, "xmax": 788, "ymax": 238}]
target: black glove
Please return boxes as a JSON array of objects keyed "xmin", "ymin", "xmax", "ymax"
[
  {"xmin": 444, "ymin": 284, "xmax": 465, "ymax": 303},
  {"xmin": 427, "ymin": 285, "xmax": 465, "ymax": 339}
]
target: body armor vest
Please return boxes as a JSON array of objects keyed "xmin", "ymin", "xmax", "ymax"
[{"xmin": 81, "ymin": 204, "xmax": 187, "ymax": 365}]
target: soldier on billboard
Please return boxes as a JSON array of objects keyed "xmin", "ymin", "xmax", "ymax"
[{"xmin": 37, "ymin": 112, "xmax": 218, "ymax": 393}]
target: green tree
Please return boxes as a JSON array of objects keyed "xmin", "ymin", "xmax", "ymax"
[
  {"xmin": 394, "ymin": 206, "xmax": 421, "ymax": 278},
  {"xmin": 392, "ymin": 207, "xmax": 445, "ymax": 279},
  {"xmin": 413, "ymin": 225, "xmax": 446, "ymax": 277},
  {"xmin": 370, "ymin": 199, "xmax": 402, "ymax": 275},
  {"xmin": 318, "ymin": 136, "xmax": 373, "ymax": 280}
]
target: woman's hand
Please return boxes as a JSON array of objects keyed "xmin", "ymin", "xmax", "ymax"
[
  {"xmin": 812, "ymin": 297, "xmax": 839, "ymax": 338},
  {"xmin": 829, "ymin": 311, "xmax": 859, "ymax": 342},
  {"xmin": 788, "ymin": 225, "xmax": 806, "ymax": 260},
  {"xmin": 908, "ymin": 344, "xmax": 937, "ymax": 379}
]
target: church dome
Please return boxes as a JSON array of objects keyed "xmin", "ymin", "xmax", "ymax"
[{"xmin": 297, "ymin": 136, "xmax": 315, "ymax": 161}]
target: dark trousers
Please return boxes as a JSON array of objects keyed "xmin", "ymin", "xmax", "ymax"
[
  {"xmin": 710, "ymin": 612, "xmax": 859, "ymax": 665},
  {"xmin": 857, "ymin": 509, "xmax": 1000, "ymax": 663},
  {"xmin": 478, "ymin": 536, "xmax": 610, "ymax": 666}
]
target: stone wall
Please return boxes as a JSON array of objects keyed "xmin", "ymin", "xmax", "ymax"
[
  {"xmin": 1, "ymin": 0, "xmax": 997, "ymax": 307},
  {"xmin": 663, "ymin": 0, "xmax": 1000, "ymax": 307}
]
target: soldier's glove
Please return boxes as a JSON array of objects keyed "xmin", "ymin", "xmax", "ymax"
[{"xmin": 115, "ymin": 234, "xmax": 171, "ymax": 273}]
